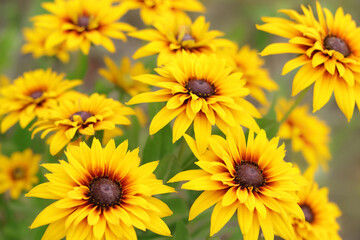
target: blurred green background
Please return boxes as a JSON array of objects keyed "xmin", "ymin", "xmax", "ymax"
[{"xmin": 0, "ymin": 0, "xmax": 359, "ymax": 239}]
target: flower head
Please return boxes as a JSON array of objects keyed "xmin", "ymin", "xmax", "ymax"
[
  {"xmin": 98, "ymin": 56, "xmax": 150, "ymax": 96},
  {"xmin": 22, "ymin": 27, "xmax": 70, "ymax": 63},
  {"xmin": 276, "ymin": 98, "xmax": 331, "ymax": 170},
  {"xmin": 31, "ymin": 93, "xmax": 135, "ymax": 155},
  {"xmin": 31, "ymin": 0, "xmax": 135, "ymax": 54},
  {"xmin": 0, "ymin": 149, "xmax": 40, "ymax": 199},
  {"xmin": 257, "ymin": 1, "xmax": 360, "ymax": 120},
  {"xmin": 169, "ymin": 126, "xmax": 306, "ymax": 239},
  {"xmin": 128, "ymin": 52, "xmax": 260, "ymax": 153},
  {"xmin": 292, "ymin": 169, "xmax": 341, "ymax": 240},
  {"xmin": 129, "ymin": 15, "xmax": 235, "ymax": 65},
  {"xmin": 0, "ymin": 69, "xmax": 81, "ymax": 133},
  {"xmin": 27, "ymin": 138, "xmax": 174, "ymax": 240}
]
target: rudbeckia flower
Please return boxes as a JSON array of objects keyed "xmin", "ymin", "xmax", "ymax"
[
  {"xmin": 0, "ymin": 149, "xmax": 40, "ymax": 199},
  {"xmin": 31, "ymin": 0, "xmax": 135, "ymax": 54},
  {"xmin": 31, "ymin": 93, "xmax": 135, "ymax": 155},
  {"xmin": 169, "ymin": 126, "xmax": 306, "ymax": 240},
  {"xmin": 292, "ymin": 169, "xmax": 341, "ymax": 240},
  {"xmin": 129, "ymin": 15, "xmax": 235, "ymax": 65},
  {"xmin": 275, "ymin": 98, "xmax": 331, "ymax": 170},
  {"xmin": 98, "ymin": 56, "xmax": 150, "ymax": 97},
  {"xmin": 257, "ymin": 1, "xmax": 360, "ymax": 121},
  {"xmin": 27, "ymin": 138, "xmax": 174, "ymax": 240},
  {"xmin": 127, "ymin": 52, "xmax": 260, "ymax": 153},
  {"xmin": 0, "ymin": 69, "xmax": 81, "ymax": 133}
]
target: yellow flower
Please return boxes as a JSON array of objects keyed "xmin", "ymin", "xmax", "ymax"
[
  {"xmin": 22, "ymin": 27, "xmax": 70, "ymax": 63},
  {"xmin": 257, "ymin": 1, "xmax": 360, "ymax": 121},
  {"xmin": 98, "ymin": 56, "xmax": 150, "ymax": 96},
  {"xmin": 129, "ymin": 15, "xmax": 235, "ymax": 65},
  {"xmin": 31, "ymin": 0, "xmax": 135, "ymax": 55},
  {"xmin": 0, "ymin": 149, "xmax": 40, "ymax": 199},
  {"xmin": 169, "ymin": 126, "xmax": 306, "ymax": 240},
  {"xmin": 31, "ymin": 93, "xmax": 135, "ymax": 155},
  {"xmin": 0, "ymin": 75, "xmax": 10, "ymax": 88},
  {"xmin": 0, "ymin": 69, "xmax": 81, "ymax": 133},
  {"xmin": 292, "ymin": 169, "xmax": 341, "ymax": 240},
  {"xmin": 275, "ymin": 98, "xmax": 331, "ymax": 170},
  {"xmin": 118, "ymin": 0, "xmax": 205, "ymax": 25},
  {"xmin": 27, "ymin": 138, "xmax": 174, "ymax": 240},
  {"xmin": 128, "ymin": 52, "xmax": 260, "ymax": 153},
  {"xmin": 219, "ymin": 45, "xmax": 278, "ymax": 105}
]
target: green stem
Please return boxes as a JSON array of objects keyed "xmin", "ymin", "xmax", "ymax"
[
  {"xmin": 177, "ymin": 137, "xmax": 187, "ymax": 168},
  {"xmin": 68, "ymin": 52, "xmax": 89, "ymax": 80},
  {"xmin": 278, "ymin": 87, "xmax": 310, "ymax": 125}
]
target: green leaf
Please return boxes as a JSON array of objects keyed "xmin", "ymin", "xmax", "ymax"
[{"xmin": 174, "ymin": 221, "xmax": 190, "ymax": 240}]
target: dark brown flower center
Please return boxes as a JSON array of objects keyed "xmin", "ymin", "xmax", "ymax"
[
  {"xmin": 300, "ymin": 204, "xmax": 314, "ymax": 223},
  {"xmin": 70, "ymin": 111, "xmax": 92, "ymax": 122},
  {"xmin": 12, "ymin": 167, "xmax": 25, "ymax": 180},
  {"xmin": 181, "ymin": 33, "xmax": 195, "ymax": 42},
  {"xmin": 324, "ymin": 36, "xmax": 350, "ymax": 57},
  {"xmin": 30, "ymin": 90, "xmax": 43, "ymax": 99},
  {"xmin": 77, "ymin": 16, "xmax": 90, "ymax": 29},
  {"xmin": 185, "ymin": 79, "xmax": 215, "ymax": 98},
  {"xmin": 235, "ymin": 162, "xmax": 265, "ymax": 188},
  {"xmin": 89, "ymin": 177, "xmax": 122, "ymax": 208}
]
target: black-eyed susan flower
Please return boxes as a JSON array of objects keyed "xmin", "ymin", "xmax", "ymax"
[
  {"xmin": 169, "ymin": 126, "xmax": 306, "ymax": 240},
  {"xmin": 22, "ymin": 27, "xmax": 70, "ymax": 63},
  {"xmin": 276, "ymin": 98, "xmax": 331, "ymax": 170},
  {"xmin": 257, "ymin": 1, "xmax": 360, "ymax": 121},
  {"xmin": 129, "ymin": 15, "xmax": 235, "ymax": 65},
  {"xmin": 127, "ymin": 52, "xmax": 260, "ymax": 153},
  {"xmin": 0, "ymin": 69, "xmax": 81, "ymax": 133},
  {"xmin": 26, "ymin": 138, "xmax": 174, "ymax": 240},
  {"xmin": 31, "ymin": 0, "xmax": 135, "ymax": 55},
  {"xmin": 0, "ymin": 149, "xmax": 40, "ymax": 199},
  {"xmin": 219, "ymin": 45, "xmax": 278, "ymax": 105},
  {"xmin": 0, "ymin": 75, "xmax": 10, "ymax": 88},
  {"xmin": 31, "ymin": 93, "xmax": 135, "ymax": 155},
  {"xmin": 119, "ymin": 0, "xmax": 205, "ymax": 25},
  {"xmin": 292, "ymin": 169, "xmax": 341, "ymax": 240},
  {"xmin": 98, "ymin": 56, "xmax": 150, "ymax": 96}
]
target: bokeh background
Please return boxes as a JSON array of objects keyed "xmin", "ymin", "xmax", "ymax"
[{"xmin": 0, "ymin": 0, "xmax": 359, "ymax": 239}]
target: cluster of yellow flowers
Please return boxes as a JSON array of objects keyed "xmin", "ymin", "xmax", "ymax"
[{"xmin": 0, "ymin": 0, "xmax": 350, "ymax": 239}]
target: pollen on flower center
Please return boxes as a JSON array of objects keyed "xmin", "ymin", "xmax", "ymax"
[
  {"xmin": 300, "ymin": 204, "xmax": 315, "ymax": 223},
  {"xmin": 89, "ymin": 177, "xmax": 122, "ymax": 208},
  {"xmin": 70, "ymin": 111, "xmax": 92, "ymax": 122},
  {"xmin": 12, "ymin": 167, "xmax": 25, "ymax": 180},
  {"xmin": 324, "ymin": 36, "xmax": 350, "ymax": 57},
  {"xmin": 30, "ymin": 90, "xmax": 43, "ymax": 99},
  {"xmin": 77, "ymin": 16, "xmax": 90, "ymax": 29},
  {"xmin": 235, "ymin": 162, "xmax": 265, "ymax": 188},
  {"xmin": 185, "ymin": 79, "xmax": 215, "ymax": 98}
]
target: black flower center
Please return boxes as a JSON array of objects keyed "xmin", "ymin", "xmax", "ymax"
[
  {"xmin": 30, "ymin": 90, "xmax": 43, "ymax": 99},
  {"xmin": 12, "ymin": 167, "xmax": 25, "ymax": 180},
  {"xmin": 300, "ymin": 204, "xmax": 314, "ymax": 223},
  {"xmin": 89, "ymin": 177, "xmax": 122, "ymax": 208},
  {"xmin": 185, "ymin": 79, "xmax": 215, "ymax": 98},
  {"xmin": 324, "ymin": 36, "xmax": 350, "ymax": 57},
  {"xmin": 70, "ymin": 111, "xmax": 92, "ymax": 122},
  {"xmin": 77, "ymin": 16, "xmax": 90, "ymax": 29},
  {"xmin": 235, "ymin": 162, "xmax": 265, "ymax": 188}
]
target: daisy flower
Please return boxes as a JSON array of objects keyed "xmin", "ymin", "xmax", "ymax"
[
  {"xmin": 98, "ymin": 56, "xmax": 150, "ymax": 97},
  {"xmin": 0, "ymin": 149, "xmax": 40, "ymax": 199},
  {"xmin": 22, "ymin": 27, "xmax": 70, "ymax": 63},
  {"xmin": 169, "ymin": 126, "xmax": 306, "ymax": 240},
  {"xmin": 129, "ymin": 15, "xmax": 235, "ymax": 65},
  {"xmin": 31, "ymin": 0, "xmax": 135, "ymax": 55},
  {"xmin": 275, "ymin": 98, "xmax": 331, "ymax": 170},
  {"xmin": 292, "ymin": 169, "xmax": 341, "ymax": 240},
  {"xmin": 127, "ymin": 52, "xmax": 260, "ymax": 153},
  {"xmin": 257, "ymin": 1, "xmax": 360, "ymax": 121},
  {"xmin": 31, "ymin": 93, "xmax": 135, "ymax": 155},
  {"xmin": 118, "ymin": 0, "xmax": 205, "ymax": 25},
  {"xmin": 0, "ymin": 69, "xmax": 81, "ymax": 133},
  {"xmin": 27, "ymin": 138, "xmax": 174, "ymax": 240}
]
